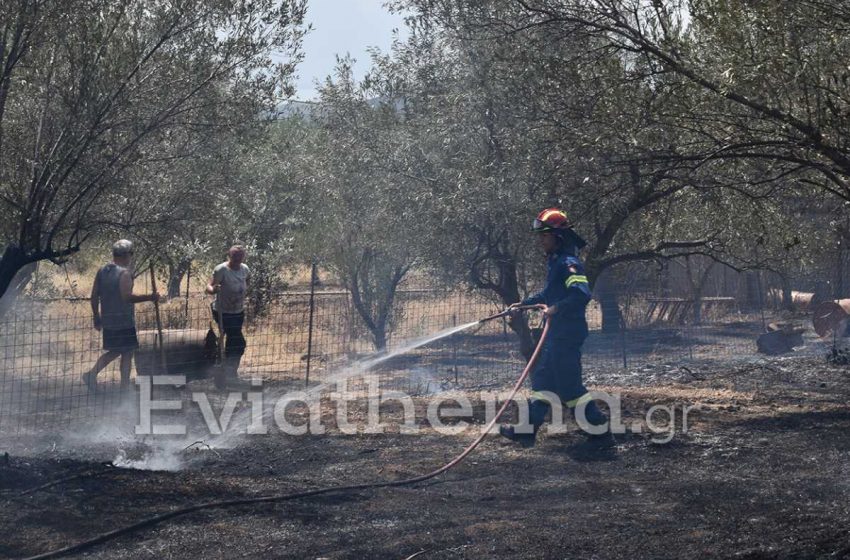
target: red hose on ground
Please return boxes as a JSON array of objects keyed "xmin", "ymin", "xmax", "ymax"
[{"xmin": 21, "ymin": 310, "xmax": 550, "ymax": 560}]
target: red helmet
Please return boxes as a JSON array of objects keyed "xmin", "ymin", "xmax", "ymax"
[{"xmin": 532, "ymin": 208, "xmax": 571, "ymax": 233}]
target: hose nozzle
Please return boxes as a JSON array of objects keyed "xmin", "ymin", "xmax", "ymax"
[
  {"xmin": 478, "ymin": 309, "xmax": 511, "ymax": 324},
  {"xmin": 478, "ymin": 304, "xmax": 547, "ymax": 324}
]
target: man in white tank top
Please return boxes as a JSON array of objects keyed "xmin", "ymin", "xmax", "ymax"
[{"xmin": 206, "ymin": 245, "xmax": 250, "ymax": 387}]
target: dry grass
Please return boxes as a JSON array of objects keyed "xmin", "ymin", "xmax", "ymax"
[
  {"xmin": 3, "ymin": 263, "xmax": 774, "ymax": 434},
  {"xmin": 1, "ymin": 288, "xmax": 508, "ymax": 389},
  {"xmin": 0, "ymin": 288, "xmax": 525, "ymax": 434},
  {"xmin": 7, "ymin": 268, "xmax": 761, "ymax": 391}
]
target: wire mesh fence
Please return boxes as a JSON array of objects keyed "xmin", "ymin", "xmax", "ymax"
[{"xmin": 0, "ymin": 288, "xmax": 829, "ymax": 435}]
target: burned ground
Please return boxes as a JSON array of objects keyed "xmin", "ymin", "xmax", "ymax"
[{"xmin": 2, "ymin": 357, "xmax": 850, "ymax": 560}]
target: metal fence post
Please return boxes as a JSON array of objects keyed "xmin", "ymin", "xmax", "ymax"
[
  {"xmin": 756, "ymin": 269, "xmax": 767, "ymax": 331},
  {"xmin": 452, "ymin": 312, "xmax": 458, "ymax": 384},
  {"xmin": 688, "ymin": 321, "xmax": 695, "ymax": 361},
  {"xmin": 620, "ymin": 316, "xmax": 628, "ymax": 369},
  {"xmin": 184, "ymin": 261, "xmax": 191, "ymax": 321},
  {"xmin": 305, "ymin": 261, "xmax": 318, "ymax": 387}
]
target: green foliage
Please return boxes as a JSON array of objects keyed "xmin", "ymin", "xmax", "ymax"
[
  {"xmin": 0, "ymin": 0, "xmax": 307, "ymax": 301},
  {"xmin": 300, "ymin": 57, "xmax": 419, "ymax": 349},
  {"xmin": 8, "ymin": 0, "xmax": 850, "ymax": 329}
]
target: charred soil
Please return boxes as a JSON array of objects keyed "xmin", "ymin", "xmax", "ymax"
[{"xmin": 2, "ymin": 358, "xmax": 850, "ymax": 559}]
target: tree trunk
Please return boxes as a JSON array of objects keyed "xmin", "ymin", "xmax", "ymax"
[
  {"xmin": 469, "ymin": 242, "xmax": 535, "ymax": 361},
  {"xmin": 659, "ymin": 261, "xmax": 671, "ymax": 297},
  {"xmin": 347, "ymin": 257, "xmax": 408, "ymax": 352},
  {"xmin": 167, "ymin": 257, "xmax": 192, "ymax": 299},
  {"xmin": 371, "ymin": 324, "xmax": 388, "ymax": 351},
  {"xmin": 686, "ymin": 257, "xmax": 698, "ymax": 324},
  {"xmin": 779, "ymin": 274, "xmax": 794, "ymax": 312},
  {"xmin": 745, "ymin": 271, "xmax": 762, "ymax": 311},
  {"xmin": 0, "ymin": 245, "xmax": 35, "ymax": 319},
  {"xmin": 367, "ymin": 287, "xmax": 395, "ymax": 352},
  {"xmin": 835, "ymin": 245, "xmax": 846, "ymax": 299},
  {"xmin": 595, "ymin": 271, "xmax": 623, "ymax": 333},
  {"xmin": 692, "ymin": 290, "xmax": 702, "ymax": 325},
  {"xmin": 494, "ymin": 266, "xmax": 535, "ymax": 362},
  {"xmin": 685, "ymin": 257, "xmax": 715, "ymax": 326}
]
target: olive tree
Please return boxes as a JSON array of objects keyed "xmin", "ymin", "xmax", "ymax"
[
  {"xmin": 0, "ymin": 0, "xmax": 307, "ymax": 312},
  {"xmin": 304, "ymin": 59, "xmax": 418, "ymax": 350}
]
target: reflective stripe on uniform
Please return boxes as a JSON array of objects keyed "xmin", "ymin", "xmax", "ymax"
[
  {"xmin": 565, "ymin": 275, "xmax": 588, "ymax": 289},
  {"xmin": 564, "ymin": 393, "xmax": 592, "ymax": 408},
  {"xmin": 530, "ymin": 391, "xmax": 554, "ymax": 402}
]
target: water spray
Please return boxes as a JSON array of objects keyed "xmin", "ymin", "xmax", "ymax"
[{"xmin": 21, "ymin": 305, "xmax": 548, "ymax": 560}]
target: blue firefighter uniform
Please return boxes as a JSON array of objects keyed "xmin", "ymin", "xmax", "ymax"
[{"xmin": 519, "ymin": 247, "xmax": 607, "ymax": 434}]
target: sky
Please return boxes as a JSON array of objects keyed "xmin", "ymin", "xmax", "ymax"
[{"xmin": 291, "ymin": 0, "xmax": 409, "ymax": 101}]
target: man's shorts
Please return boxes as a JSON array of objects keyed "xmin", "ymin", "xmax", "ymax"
[{"xmin": 102, "ymin": 327, "xmax": 139, "ymax": 352}]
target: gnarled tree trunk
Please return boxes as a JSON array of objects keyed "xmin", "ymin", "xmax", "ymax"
[
  {"xmin": 468, "ymin": 232, "xmax": 535, "ymax": 360},
  {"xmin": 167, "ymin": 257, "xmax": 192, "ymax": 299},
  {"xmin": 594, "ymin": 270, "xmax": 623, "ymax": 333},
  {"xmin": 0, "ymin": 244, "xmax": 73, "ymax": 319},
  {"xmin": 345, "ymin": 249, "xmax": 411, "ymax": 351},
  {"xmin": 779, "ymin": 273, "xmax": 794, "ymax": 312}
]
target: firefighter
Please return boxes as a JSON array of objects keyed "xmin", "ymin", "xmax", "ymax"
[{"xmin": 500, "ymin": 208, "xmax": 608, "ymax": 447}]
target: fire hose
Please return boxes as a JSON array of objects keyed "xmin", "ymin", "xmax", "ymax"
[{"xmin": 21, "ymin": 305, "xmax": 549, "ymax": 560}]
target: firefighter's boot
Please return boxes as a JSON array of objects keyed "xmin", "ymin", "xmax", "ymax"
[
  {"xmin": 499, "ymin": 399, "xmax": 549, "ymax": 448},
  {"xmin": 575, "ymin": 399, "xmax": 614, "ymax": 445}
]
